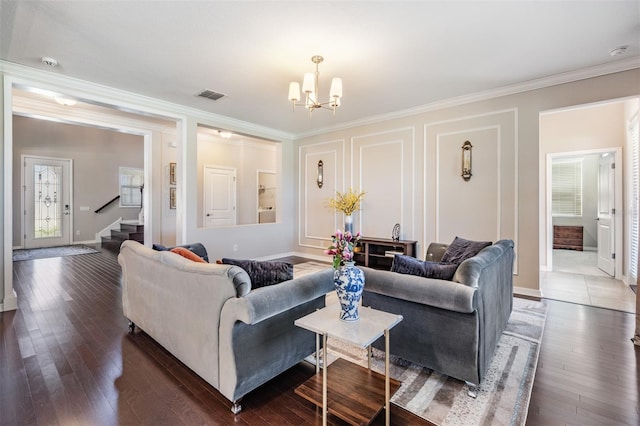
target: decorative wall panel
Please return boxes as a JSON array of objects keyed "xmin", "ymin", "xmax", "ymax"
[
  {"xmin": 425, "ymin": 109, "xmax": 518, "ymax": 272},
  {"xmin": 352, "ymin": 128, "xmax": 415, "ymax": 240},
  {"xmin": 298, "ymin": 140, "xmax": 344, "ymax": 249}
]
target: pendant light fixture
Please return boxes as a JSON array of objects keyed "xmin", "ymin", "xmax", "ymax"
[{"xmin": 288, "ymin": 55, "xmax": 342, "ymax": 116}]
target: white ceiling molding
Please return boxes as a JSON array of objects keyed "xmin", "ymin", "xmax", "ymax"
[{"xmin": 13, "ymin": 96, "xmax": 172, "ymax": 134}]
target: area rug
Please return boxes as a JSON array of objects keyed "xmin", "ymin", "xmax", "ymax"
[
  {"xmin": 293, "ymin": 261, "xmax": 331, "ymax": 278},
  {"xmin": 12, "ymin": 244, "xmax": 99, "ymax": 261},
  {"xmin": 325, "ymin": 297, "xmax": 547, "ymax": 426}
]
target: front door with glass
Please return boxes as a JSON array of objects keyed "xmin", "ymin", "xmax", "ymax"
[{"xmin": 23, "ymin": 156, "xmax": 72, "ymax": 248}]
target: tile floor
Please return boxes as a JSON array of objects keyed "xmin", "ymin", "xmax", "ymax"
[{"xmin": 540, "ymin": 249, "xmax": 637, "ymax": 313}]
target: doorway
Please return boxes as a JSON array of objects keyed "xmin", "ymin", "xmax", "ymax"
[
  {"xmin": 540, "ymin": 99, "xmax": 637, "ymax": 313},
  {"xmin": 548, "ymin": 150, "xmax": 619, "ymax": 276},
  {"xmin": 22, "ymin": 155, "xmax": 73, "ymax": 248},
  {"xmin": 203, "ymin": 165, "xmax": 237, "ymax": 226}
]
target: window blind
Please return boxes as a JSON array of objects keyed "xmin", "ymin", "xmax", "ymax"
[
  {"xmin": 629, "ymin": 116, "xmax": 639, "ymax": 282},
  {"xmin": 552, "ymin": 159, "xmax": 582, "ymax": 217}
]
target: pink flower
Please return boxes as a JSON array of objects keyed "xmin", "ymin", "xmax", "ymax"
[{"xmin": 326, "ymin": 228, "xmax": 361, "ymax": 269}]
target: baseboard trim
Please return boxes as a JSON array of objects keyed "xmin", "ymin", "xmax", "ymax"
[
  {"xmin": 0, "ymin": 290, "xmax": 18, "ymax": 312},
  {"xmin": 514, "ymin": 286, "xmax": 543, "ymax": 300}
]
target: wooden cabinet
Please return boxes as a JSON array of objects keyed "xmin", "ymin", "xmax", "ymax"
[
  {"xmin": 553, "ymin": 225, "xmax": 583, "ymax": 251},
  {"xmin": 353, "ymin": 236, "xmax": 417, "ymax": 270}
]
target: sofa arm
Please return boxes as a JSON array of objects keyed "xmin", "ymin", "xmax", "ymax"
[
  {"xmin": 362, "ymin": 267, "xmax": 476, "ymax": 314},
  {"xmin": 223, "ymin": 269, "xmax": 335, "ymax": 325}
]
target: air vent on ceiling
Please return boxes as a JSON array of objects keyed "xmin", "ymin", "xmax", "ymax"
[{"xmin": 197, "ymin": 89, "xmax": 226, "ymax": 101}]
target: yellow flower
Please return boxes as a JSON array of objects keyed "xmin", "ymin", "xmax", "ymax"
[{"xmin": 325, "ymin": 189, "xmax": 365, "ymax": 215}]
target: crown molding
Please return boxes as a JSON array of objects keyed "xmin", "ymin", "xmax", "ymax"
[
  {"xmin": 12, "ymin": 96, "xmax": 173, "ymax": 134},
  {"xmin": 0, "ymin": 60, "xmax": 295, "ymax": 142},
  {"xmin": 294, "ymin": 56, "xmax": 640, "ymax": 139},
  {"xmin": 3, "ymin": 57, "xmax": 638, "ymax": 142}
]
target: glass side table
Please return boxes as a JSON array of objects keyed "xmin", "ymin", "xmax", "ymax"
[{"xmin": 294, "ymin": 303, "xmax": 403, "ymax": 426}]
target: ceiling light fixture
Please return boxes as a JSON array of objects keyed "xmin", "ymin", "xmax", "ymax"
[
  {"xmin": 609, "ymin": 46, "xmax": 628, "ymax": 57},
  {"xmin": 288, "ymin": 55, "xmax": 342, "ymax": 116},
  {"xmin": 53, "ymin": 96, "xmax": 77, "ymax": 106},
  {"xmin": 41, "ymin": 56, "xmax": 59, "ymax": 67},
  {"xmin": 218, "ymin": 130, "xmax": 232, "ymax": 139}
]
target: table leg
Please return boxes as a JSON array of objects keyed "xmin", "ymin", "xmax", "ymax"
[
  {"xmin": 385, "ymin": 328, "xmax": 390, "ymax": 426},
  {"xmin": 367, "ymin": 345, "xmax": 372, "ymax": 370},
  {"xmin": 316, "ymin": 333, "xmax": 320, "ymax": 373},
  {"xmin": 322, "ymin": 332, "xmax": 328, "ymax": 426}
]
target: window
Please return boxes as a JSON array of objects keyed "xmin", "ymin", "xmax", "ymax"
[
  {"xmin": 552, "ymin": 158, "xmax": 582, "ymax": 217},
  {"xmin": 120, "ymin": 167, "xmax": 143, "ymax": 207}
]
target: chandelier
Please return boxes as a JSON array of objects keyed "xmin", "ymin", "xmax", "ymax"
[{"xmin": 288, "ymin": 55, "xmax": 343, "ymax": 115}]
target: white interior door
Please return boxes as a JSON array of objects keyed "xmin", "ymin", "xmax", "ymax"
[
  {"xmin": 597, "ymin": 154, "xmax": 615, "ymax": 276},
  {"xmin": 23, "ymin": 156, "xmax": 72, "ymax": 248},
  {"xmin": 203, "ymin": 166, "xmax": 236, "ymax": 226}
]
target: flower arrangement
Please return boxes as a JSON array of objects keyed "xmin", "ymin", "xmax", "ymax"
[
  {"xmin": 325, "ymin": 188, "xmax": 365, "ymax": 215},
  {"xmin": 325, "ymin": 230, "xmax": 361, "ymax": 269}
]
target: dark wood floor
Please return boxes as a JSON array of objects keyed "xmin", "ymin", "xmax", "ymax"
[{"xmin": 1, "ymin": 248, "xmax": 638, "ymax": 425}]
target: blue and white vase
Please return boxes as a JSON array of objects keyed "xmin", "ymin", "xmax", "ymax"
[{"xmin": 333, "ymin": 261, "xmax": 365, "ymax": 321}]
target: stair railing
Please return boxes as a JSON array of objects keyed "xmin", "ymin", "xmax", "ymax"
[{"xmin": 95, "ymin": 195, "xmax": 120, "ymax": 213}]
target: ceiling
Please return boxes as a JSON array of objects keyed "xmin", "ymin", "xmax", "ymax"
[{"xmin": 1, "ymin": 1, "xmax": 639, "ymax": 136}]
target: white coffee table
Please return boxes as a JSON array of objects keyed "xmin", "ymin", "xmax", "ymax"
[{"xmin": 294, "ymin": 303, "xmax": 403, "ymax": 426}]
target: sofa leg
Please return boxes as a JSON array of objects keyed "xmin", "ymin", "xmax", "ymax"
[
  {"xmin": 128, "ymin": 321, "xmax": 136, "ymax": 334},
  {"xmin": 231, "ymin": 399, "xmax": 242, "ymax": 414},
  {"xmin": 465, "ymin": 381, "xmax": 478, "ymax": 398}
]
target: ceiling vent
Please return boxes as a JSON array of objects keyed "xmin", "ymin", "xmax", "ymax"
[{"xmin": 197, "ymin": 89, "xmax": 226, "ymax": 101}]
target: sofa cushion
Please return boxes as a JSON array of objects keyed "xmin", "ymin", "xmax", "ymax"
[
  {"xmin": 391, "ymin": 255, "xmax": 458, "ymax": 280},
  {"xmin": 441, "ymin": 237, "xmax": 491, "ymax": 265},
  {"xmin": 153, "ymin": 243, "xmax": 210, "ymax": 262},
  {"xmin": 221, "ymin": 258, "xmax": 294, "ymax": 289},
  {"xmin": 170, "ymin": 247, "xmax": 207, "ymax": 263}
]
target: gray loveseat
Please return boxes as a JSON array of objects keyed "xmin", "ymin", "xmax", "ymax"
[
  {"xmin": 361, "ymin": 239, "xmax": 514, "ymax": 391},
  {"xmin": 118, "ymin": 240, "xmax": 334, "ymax": 413}
]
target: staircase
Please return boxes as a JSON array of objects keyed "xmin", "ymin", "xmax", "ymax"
[{"xmin": 101, "ymin": 222, "xmax": 144, "ymax": 253}]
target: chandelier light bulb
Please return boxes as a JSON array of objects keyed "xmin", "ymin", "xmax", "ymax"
[
  {"xmin": 288, "ymin": 82, "xmax": 301, "ymax": 102},
  {"xmin": 330, "ymin": 78, "xmax": 343, "ymax": 99},
  {"xmin": 302, "ymin": 73, "xmax": 315, "ymax": 94}
]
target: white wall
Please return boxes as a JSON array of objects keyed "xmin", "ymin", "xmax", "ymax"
[
  {"xmin": 295, "ymin": 69, "xmax": 640, "ymax": 296},
  {"xmin": 540, "ymin": 101, "xmax": 627, "ymax": 271}
]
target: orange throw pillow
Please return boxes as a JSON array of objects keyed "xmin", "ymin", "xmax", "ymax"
[{"xmin": 170, "ymin": 247, "xmax": 206, "ymax": 263}]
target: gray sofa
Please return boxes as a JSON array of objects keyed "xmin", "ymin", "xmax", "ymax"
[
  {"xmin": 118, "ymin": 240, "xmax": 334, "ymax": 413},
  {"xmin": 361, "ymin": 239, "xmax": 514, "ymax": 391}
]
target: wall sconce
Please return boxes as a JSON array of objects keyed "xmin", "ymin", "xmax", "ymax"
[
  {"xmin": 461, "ymin": 141, "xmax": 472, "ymax": 181},
  {"xmin": 317, "ymin": 160, "xmax": 324, "ymax": 188}
]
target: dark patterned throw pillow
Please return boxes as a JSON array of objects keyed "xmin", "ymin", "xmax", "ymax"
[
  {"xmin": 221, "ymin": 258, "xmax": 294, "ymax": 289},
  {"xmin": 391, "ymin": 255, "xmax": 458, "ymax": 281},
  {"xmin": 440, "ymin": 237, "xmax": 491, "ymax": 265}
]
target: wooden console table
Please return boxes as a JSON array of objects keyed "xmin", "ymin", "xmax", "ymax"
[{"xmin": 353, "ymin": 237, "xmax": 417, "ymax": 270}]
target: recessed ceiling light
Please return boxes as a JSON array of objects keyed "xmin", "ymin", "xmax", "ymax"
[
  {"xmin": 41, "ymin": 56, "xmax": 59, "ymax": 67},
  {"xmin": 609, "ymin": 46, "xmax": 628, "ymax": 57},
  {"xmin": 54, "ymin": 96, "xmax": 77, "ymax": 106}
]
